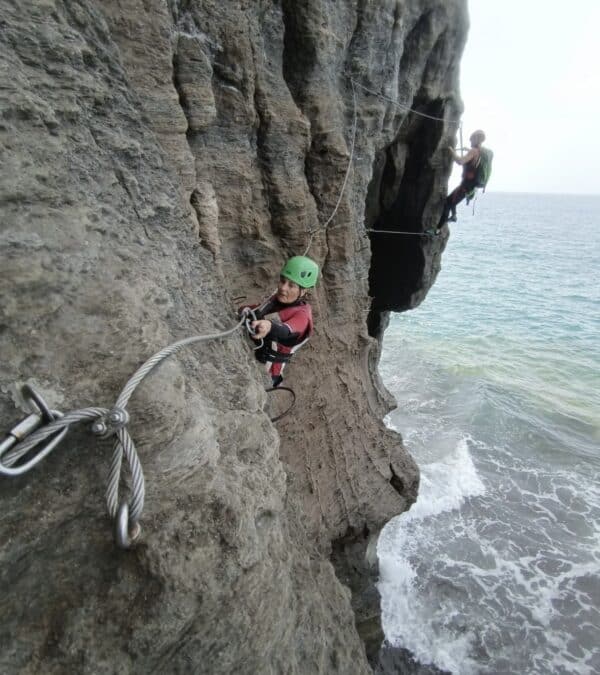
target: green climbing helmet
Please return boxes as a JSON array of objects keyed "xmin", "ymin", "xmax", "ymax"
[{"xmin": 280, "ymin": 256, "xmax": 319, "ymax": 289}]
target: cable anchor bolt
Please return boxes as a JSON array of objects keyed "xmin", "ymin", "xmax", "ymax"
[{"xmin": 91, "ymin": 407, "xmax": 130, "ymax": 438}]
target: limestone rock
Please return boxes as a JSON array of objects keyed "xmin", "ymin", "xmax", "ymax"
[{"xmin": 0, "ymin": 1, "xmax": 467, "ymax": 673}]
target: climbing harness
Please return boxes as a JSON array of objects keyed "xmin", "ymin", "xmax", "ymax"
[
  {"xmin": 0, "ymin": 313, "xmax": 260, "ymax": 549},
  {"xmin": 265, "ymin": 386, "xmax": 296, "ymax": 423},
  {"xmin": 241, "ymin": 299, "xmax": 301, "ymax": 422}
]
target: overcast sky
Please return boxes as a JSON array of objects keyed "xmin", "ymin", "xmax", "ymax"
[{"xmin": 454, "ymin": 1, "xmax": 600, "ymax": 195}]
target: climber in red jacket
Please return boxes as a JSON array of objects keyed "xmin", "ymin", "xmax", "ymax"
[{"xmin": 240, "ymin": 256, "xmax": 319, "ymax": 387}]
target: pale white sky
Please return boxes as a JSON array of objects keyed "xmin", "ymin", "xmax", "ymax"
[{"xmin": 454, "ymin": 1, "xmax": 600, "ymax": 195}]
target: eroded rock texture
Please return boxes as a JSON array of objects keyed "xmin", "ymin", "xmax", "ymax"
[{"xmin": 0, "ymin": 1, "xmax": 467, "ymax": 673}]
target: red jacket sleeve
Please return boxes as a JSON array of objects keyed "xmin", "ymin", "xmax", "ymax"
[{"xmin": 279, "ymin": 304, "xmax": 313, "ymax": 339}]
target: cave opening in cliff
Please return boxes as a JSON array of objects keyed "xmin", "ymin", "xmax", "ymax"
[{"xmin": 366, "ymin": 111, "xmax": 445, "ymax": 339}]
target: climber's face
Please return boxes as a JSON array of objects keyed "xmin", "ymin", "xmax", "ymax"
[
  {"xmin": 277, "ymin": 276, "xmax": 305, "ymax": 304},
  {"xmin": 470, "ymin": 130, "xmax": 485, "ymax": 146}
]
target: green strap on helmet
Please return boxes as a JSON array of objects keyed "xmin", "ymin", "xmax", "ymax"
[{"xmin": 280, "ymin": 256, "xmax": 319, "ymax": 288}]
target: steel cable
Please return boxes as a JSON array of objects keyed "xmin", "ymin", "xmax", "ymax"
[
  {"xmin": 0, "ymin": 317, "xmax": 248, "ymax": 547},
  {"xmin": 303, "ymin": 79, "xmax": 358, "ymax": 256}
]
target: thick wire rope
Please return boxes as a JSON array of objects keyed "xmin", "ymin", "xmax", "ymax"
[
  {"xmin": 0, "ymin": 317, "xmax": 248, "ymax": 545},
  {"xmin": 114, "ymin": 321, "xmax": 244, "ymax": 410}
]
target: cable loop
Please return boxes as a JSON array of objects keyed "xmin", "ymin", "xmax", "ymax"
[
  {"xmin": 1, "ymin": 316, "xmax": 248, "ymax": 548},
  {"xmin": 115, "ymin": 501, "xmax": 141, "ymax": 549},
  {"xmin": 265, "ymin": 386, "xmax": 296, "ymax": 423}
]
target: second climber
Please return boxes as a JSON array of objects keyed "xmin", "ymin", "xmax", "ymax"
[{"xmin": 439, "ymin": 129, "xmax": 487, "ymax": 227}]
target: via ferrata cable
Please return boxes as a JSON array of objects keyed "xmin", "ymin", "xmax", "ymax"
[{"xmin": 0, "ymin": 314, "xmax": 256, "ymax": 549}]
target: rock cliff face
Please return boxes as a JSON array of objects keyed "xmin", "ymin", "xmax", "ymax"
[{"xmin": 0, "ymin": 1, "xmax": 467, "ymax": 673}]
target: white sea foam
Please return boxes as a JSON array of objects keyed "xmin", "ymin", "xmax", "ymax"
[
  {"xmin": 378, "ymin": 434, "xmax": 600, "ymax": 674},
  {"xmin": 378, "ymin": 439, "xmax": 485, "ymax": 673},
  {"xmin": 407, "ymin": 438, "xmax": 485, "ymax": 521},
  {"xmin": 378, "ymin": 431, "xmax": 600, "ymax": 674}
]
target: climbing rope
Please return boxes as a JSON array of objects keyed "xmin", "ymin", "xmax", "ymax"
[
  {"xmin": 265, "ymin": 386, "xmax": 296, "ymax": 423},
  {"xmin": 301, "ymin": 75, "xmax": 462, "ymax": 256},
  {"xmin": 366, "ymin": 228, "xmax": 437, "ymax": 237},
  {"xmin": 301, "ymin": 76, "xmax": 461, "ymax": 253},
  {"xmin": 350, "ymin": 76, "xmax": 464, "ymax": 240},
  {"xmin": 0, "ymin": 314, "xmax": 256, "ymax": 549},
  {"xmin": 470, "ymin": 190, "xmax": 479, "ymax": 216},
  {"xmin": 349, "ymin": 77, "xmax": 462, "ymax": 126},
  {"xmin": 303, "ymin": 79, "xmax": 358, "ymax": 256}
]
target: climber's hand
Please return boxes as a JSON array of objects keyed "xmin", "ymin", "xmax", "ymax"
[{"xmin": 251, "ymin": 320, "xmax": 271, "ymax": 339}]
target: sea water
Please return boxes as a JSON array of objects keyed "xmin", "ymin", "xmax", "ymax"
[{"xmin": 377, "ymin": 193, "xmax": 600, "ymax": 674}]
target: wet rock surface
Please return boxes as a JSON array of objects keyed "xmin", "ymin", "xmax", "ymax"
[
  {"xmin": 376, "ymin": 645, "xmax": 452, "ymax": 675},
  {"xmin": 0, "ymin": 1, "xmax": 466, "ymax": 672}
]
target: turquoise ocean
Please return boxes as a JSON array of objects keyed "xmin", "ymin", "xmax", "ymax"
[{"xmin": 377, "ymin": 192, "xmax": 600, "ymax": 674}]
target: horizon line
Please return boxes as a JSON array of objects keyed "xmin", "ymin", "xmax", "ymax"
[{"xmin": 487, "ymin": 190, "xmax": 600, "ymax": 198}]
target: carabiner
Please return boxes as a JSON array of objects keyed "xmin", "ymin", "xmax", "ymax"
[
  {"xmin": 22, "ymin": 383, "xmax": 54, "ymax": 422},
  {"xmin": 0, "ymin": 386, "xmax": 68, "ymax": 476},
  {"xmin": 0, "ymin": 412, "xmax": 44, "ymax": 454},
  {"xmin": 243, "ymin": 308, "xmax": 258, "ymax": 336},
  {"xmin": 243, "ymin": 309, "xmax": 264, "ymax": 350}
]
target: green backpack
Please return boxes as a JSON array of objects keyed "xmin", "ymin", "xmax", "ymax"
[{"xmin": 475, "ymin": 147, "xmax": 493, "ymax": 190}]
